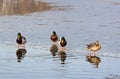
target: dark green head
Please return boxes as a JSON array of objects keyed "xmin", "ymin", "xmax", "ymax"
[
  {"xmin": 61, "ymin": 36, "xmax": 65, "ymax": 41},
  {"xmin": 17, "ymin": 32, "xmax": 21, "ymax": 36},
  {"xmin": 17, "ymin": 32, "xmax": 21, "ymax": 39},
  {"xmin": 61, "ymin": 37, "xmax": 64, "ymax": 43},
  {"xmin": 52, "ymin": 31, "xmax": 56, "ymax": 36}
]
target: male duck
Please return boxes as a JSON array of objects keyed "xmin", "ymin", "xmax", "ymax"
[
  {"xmin": 16, "ymin": 32, "xmax": 27, "ymax": 49},
  {"xmin": 59, "ymin": 36, "xmax": 67, "ymax": 51},
  {"xmin": 60, "ymin": 36, "xmax": 67, "ymax": 47},
  {"xmin": 50, "ymin": 31, "xmax": 58, "ymax": 43}
]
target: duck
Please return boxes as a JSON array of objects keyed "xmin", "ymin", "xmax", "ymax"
[
  {"xmin": 59, "ymin": 36, "xmax": 67, "ymax": 47},
  {"xmin": 86, "ymin": 40, "xmax": 101, "ymax": 56},
  {"xmin": 50, "ymin": 31, "xmax": 58, "ymax": 43},
  {"xmin": 16, "ymin": 32, "xmax": 27, "ymax": 49},
  {"xmin": 59, "ymin": 36, "xmax": 67, "ymax": 51}
]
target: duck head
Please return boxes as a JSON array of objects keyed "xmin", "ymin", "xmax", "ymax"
[
  {"xmin": 61, "ymin": 37, "xmax": 65, "ymax": 41},
  {"xmin": 17, "ymin": 32, "xmax": 21, "ymax": 39},
  {"xmin": 96, "ymin": 40, "xmax": 99, "ymax": 45},
  {"xmin": 52, "ymin": 31, "xmax": 56, "ymax": 36}
]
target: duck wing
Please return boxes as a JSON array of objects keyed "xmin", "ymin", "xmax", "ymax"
[
  {"xmin": 22, "ymin": 36, "xmax": 27, "ymax": 44},
  {"xmin": 87, "ymin": 42, "xmax": 96, "ymax": 48}
]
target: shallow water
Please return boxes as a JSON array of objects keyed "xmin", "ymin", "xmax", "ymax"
[
  {"xmin": 0, "ymin": 0, "xmax": 120, "ymax": 79},
  {"xmin": 0, "ymin": 44, "xmax": 120, "ymax": 79}
]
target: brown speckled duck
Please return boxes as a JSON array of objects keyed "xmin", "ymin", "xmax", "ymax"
[
  {"xmin": 87, "ymin": 40, "xmax": 101, "ymax": 56},
  {"xmin": 50, "ymin": 31, "xmax": 58, "ymax": 43}
]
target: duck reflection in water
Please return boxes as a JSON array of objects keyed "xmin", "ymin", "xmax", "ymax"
[
  {"xmin": 58, "ymin": 51, "xmax": 66, "ymax": 64},
  {"xmin": 86, "ymin": 55, "xmax": 101, "ymax": 68},
  {"xmin": 16, "ymin": 49, "xmax": 27, "ymax": 62},
  {"xmin": 50, "ymin": 44, "xmax": 58, "ymax": 56}
]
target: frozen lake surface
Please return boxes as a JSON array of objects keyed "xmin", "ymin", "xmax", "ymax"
[{"xmin": 0, "ymin": 0, "xmax": 120, "ymax": 79}]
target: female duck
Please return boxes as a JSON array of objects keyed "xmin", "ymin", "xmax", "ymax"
[{"xmin": 87, "ymin": 40, "xmax": 101, "ymax": 56}]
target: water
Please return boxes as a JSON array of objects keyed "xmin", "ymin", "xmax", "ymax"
[{"xmin": 0, "ymin": 0, "xmax": 120, "ymax": 79}]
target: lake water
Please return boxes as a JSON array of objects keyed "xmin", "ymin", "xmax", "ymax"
[{"xmin": 0, "ymin": 0, "xmax": 120, "ymax": 79}]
